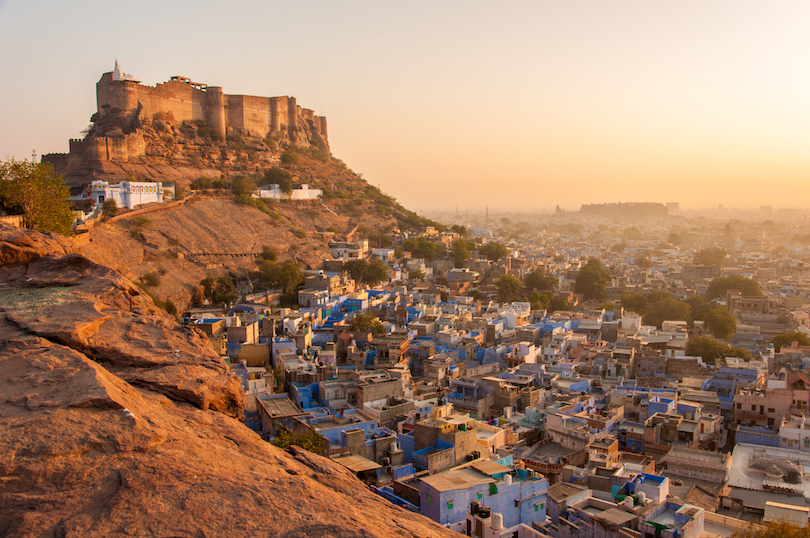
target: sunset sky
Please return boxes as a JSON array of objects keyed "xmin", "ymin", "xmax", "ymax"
[{"xmin": 1, "ymin": 1, "xmax": 808, "ymax": 211}]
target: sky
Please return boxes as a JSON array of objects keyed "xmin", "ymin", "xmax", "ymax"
[{"xmin": 1, "ymin": 1, "xmax": 809, "ymax": 212}]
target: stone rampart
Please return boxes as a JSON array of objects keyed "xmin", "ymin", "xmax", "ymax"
[{"xmin": 97, "ymin": 72, "xmax": 326, "ymax": 146}]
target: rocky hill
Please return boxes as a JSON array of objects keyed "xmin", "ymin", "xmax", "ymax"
[
  {"xmin": 0, "ymin": 226, "xmax": 459, "ymax": 538},
  {"xmin": 69, "ymin": 141, "xmax": 433, "ymax": 311},
  {"xmin": 40, "ymin": 70, "xmax": 439, "ymax": 313}
]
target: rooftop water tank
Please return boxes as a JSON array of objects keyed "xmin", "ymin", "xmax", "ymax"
[{"xmin": 491, "ymin": 513, "xmax": 504, "ymax": 531}]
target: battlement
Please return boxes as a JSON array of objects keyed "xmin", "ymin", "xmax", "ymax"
[
  {"xmin": 44, "ymin": 64, "xmax": 329, "ymax": 179},
  {"xmin": 96, "ymin": 69, "xmax": 328, "ymax": 149}
]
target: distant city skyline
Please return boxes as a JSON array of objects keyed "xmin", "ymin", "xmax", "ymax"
[{"xmin": 1, "ymin": 1, "xmax": 809, "ymax": 211}]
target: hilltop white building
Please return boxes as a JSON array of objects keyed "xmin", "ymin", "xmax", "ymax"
[
  {"xmin": 87, "ymin": 180, "xmax": 165, "ymax": 209},
  {"xmin": 257, "ymin": 184, "xmax": 322, "ymax": 201}
]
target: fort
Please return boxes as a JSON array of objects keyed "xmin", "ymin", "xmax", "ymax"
[{"xmin": 44, "ymin": 62, "xmax": 329, "ymax": 179}]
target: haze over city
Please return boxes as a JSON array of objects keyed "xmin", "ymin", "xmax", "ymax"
[{"xmin": 1, "ymin": 0, "xmax": 808, "ymax": 212}]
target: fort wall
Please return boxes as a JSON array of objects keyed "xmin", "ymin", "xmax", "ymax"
[
  {"xmin": 96, "ymin": 72, "xmax": 326, "ymax": 147},
  {"xmin": 48, "ymin": 71, "xmax": 329, "ymax": 174}
]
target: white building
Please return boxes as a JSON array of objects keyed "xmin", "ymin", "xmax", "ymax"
[
  {"xmin": 88, "ymin": 180, "xmax": 164, "ymax": 209},
  {"xmin": 256, "ymin": 184, "xmax": 322, "ymax": 200}
]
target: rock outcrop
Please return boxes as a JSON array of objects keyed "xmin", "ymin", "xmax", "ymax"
[{"xmin": 0, "ymin": 227, "xmax": 458, "ymax": 538}]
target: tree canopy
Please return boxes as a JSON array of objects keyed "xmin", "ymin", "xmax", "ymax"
[
  {"xmin": 685, "ymin": 335, "xmax": 750, "ymax": 361},
  {"xmin": 731, "ymin": 520, "xmax": 810, "ymax": 538},
  {"xmin": 706, "ymin": 275, "xmax": 763, "ymax": 300},
  {"xmin": 199, "ymin": 275, "xmax": 239, "ymax": 306},
  {"xmin": 528, "ymin": 290, "xmax": 567, "ymax": 313},
  {"xmin": 263, "ymin": 167, "xmax": 294, "ymax": 194},
  {"xmin": 0, "ymin": 159, "xmax": 74, "ymax": 235},
  {"xmin": 524, "ymin": 268, "xmax": 558, "ymax": 292},
  {"xmin": 575, "ymin": 258, "xmax": 611, "ymax": 301},
  {"xmin": 259, "ymin": 259, "xmax": 304, "ymax": 303},
  {"xmin": 272, "ymin": 425, "xmax": 326, "ymax": 455},
  {"xmin": 348, "ymin": 311, "xmax": 386, "ymax": 334},
  {"xmin": 343, "ymin": 259, "xmax": 389, "ymax": 286},
  {"xmin": 771, "ymin": 332, "xmax": 810, "ymax": 352},
  {"xmin": 694, "ymin": 247, "xmax": 727, "ymax": 267},
  {"xmin": 497, "ymin": 274, "xmax": 522, "ymax": 303},
  {"xmin": 403, "ymin": 236, "xmax": 441, "ymax": 261},
  {"xmin": 230, "ymin": 175, "xmax": 257, "ymax": 196},
  {"xmin": 643, "ymin": 295, "xmax": 691, "ymax": 329},
  {"xmin": 478, "ymin": 242, "xmax": 509, "ymax": 261},
  {"xmin": 452, "ymin": 240, "xmax": 472, "ymax": 268}
]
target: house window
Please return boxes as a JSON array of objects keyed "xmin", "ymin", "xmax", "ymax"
[
  {"xmin": 447, "ymin": 501, "xmax": 454, "ymax": 510},
  {"xmin": 768, "ymin": 418, "xmax": 774, "ymax": 426},
  {"xmin": 426, "ymin": 494, "xmax": 432, "ymax": 506},
  {"xmin": 477, "ymin": 492, "xmax": 483, "ymax": 500},
  {"xmin": 736, "ymin": 403, "xmax": 741, "ymax": 410},
  {"xmin": 489, "ymin": 483, "xmax": 498, "ymax": 495},
  {"xmin": 751, "ymin": 405, "xmax": 756, "ymax": 411},
  {"xmin": 768, "ymin": 408, "xmax": 775, "ymax": 413}
]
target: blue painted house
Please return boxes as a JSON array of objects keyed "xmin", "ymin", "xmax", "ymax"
[{"xmin": 419, "ymin": 460, "xmax": 548, "ymax": 527}]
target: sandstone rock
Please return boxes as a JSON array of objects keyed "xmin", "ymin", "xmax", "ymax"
[{"xmin": 0, "ymin": 229, "xmax": 459, "ymax": 538}]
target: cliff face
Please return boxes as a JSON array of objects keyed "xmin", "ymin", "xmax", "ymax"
[{"xmin": 0, "ymin": 227, "xmax": 458, "ymax": 538}]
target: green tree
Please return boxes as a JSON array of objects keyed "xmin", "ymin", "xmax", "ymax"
[
  {"xmin": 344, "ymin": 259, "xmax": 389, "ymax": 286},
  {"xmin": 260, "ymin": 259, "xmax": 304, "ymax": 298},
  {"xmin": 403, "ymin": 237, "xmax": 441, "ymax": 261},
  {"xmin": 497, "ymin": 274, "xmax": 522, "ymax": 303},
  {"xmin": 706, "ymin": 275, "xmax": 763, "ymax": 300},
  {"xmin": 0, "ymin": 159, "xmax": 74, "ymax": 235},
  {"xmin": 200, "ymin": 275, "xmax": 216, "ymax": 299},
  {"xmin": 620, "ymin": 293, "xmax": 647, "ymax": 313},
  {"xmin": 771, "ymin": 332, "xmax": 810, "ymax": 352},
  {"xmin": 705, "ymin": 306, "xmax": 737, "ymax": 339},
  {"xmin": 259, "ymin": 246, "xmax": 277, "ymax": 261},
  {"xmin": 452, "ymin": 240, "xmax": 471, "ymax": 268},
  {"xmin": 478, "ymin": 242, "xmax": 509, "ymax": 261},
  {"xmin": 450, "ymin": 224, "xmax": 468, "ymax": 236},
  {"xmin": 643, "ymin": 296, "xmax": 691, "ymax": 329},
  {"xmin": 685, "ymin": 335, "xmax": 749, "ymax": 361},
  {"xmin": 349, "ymin": 311, "xmax": 386, "ymax": 334},
  {"xmin": 731, "ymin": 520, "xmax": 810, "ymax": 538},
  {"xmin": 524, "ymin": 268, "xmax": 558, "ymax": 291},
  {"xmin": 280, "ymin": 151, "xmax": 299, "ymax": 166},
  {"xmin": 694, "ymin": 247, "xmax": 727, "ymax": 267},
  {"xmin": 212, "ymin": 276, "xmax": 239, "ymax": 306},
  {"xmin": 101, "ymin": 199, "xmax": 118, "ymax": 220},
  {"xmin": 575, "ymin": 258, "xmax": 611, "ymax": 301},
  {"xmin": 263, "ymin": 167, "xmax": 294, "ymax": 194},
  {"xmin": 230, "ymin": 175, "xmax": 257, "ymax": 196},
  {"xmin": 272, "ymin": 425, "xmax": 326, "ymax": 455},
  {"xmin": 634, "ymin": 255, "xmax": 651, "ymax": 269},
  {"xmin": 528, "ymin": 290, "xmax": 567, "ymax": 312},
  {"xmin": 685, "ymin": 335, "xmax": 731, "ymax": 361},
  {"xmin": 687, "ymin": 295, "xmax": 712, "ymax": 321}
]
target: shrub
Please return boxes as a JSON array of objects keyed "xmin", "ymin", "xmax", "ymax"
[
  {"xmin": 101, "ymin": 199, "xmax": 118, "ymax": 220},
  {"xmin": 290, "ymin": 227, "xmax": 307, "ymax": 239},
  {"xmin": 142, "ymin": 272, "xmax": 161, "ymax": 287},
  {"xmin": 163, "ymin": 299, "xmax": 178, "ymax": 317},
  {"xmin": 280, "ymin": 152, "xmax": 299, "ymax": 166},
  {"xmin": 231, "ymin": 175, "xmax": 257, "ymax": 196},
  {"xmin": 263, "ymin": 167, "xmax": 293, "ymax": 194},
  {"xmin": 227, "ymin": 133, "xmax": 246, "ymax": 152}
]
